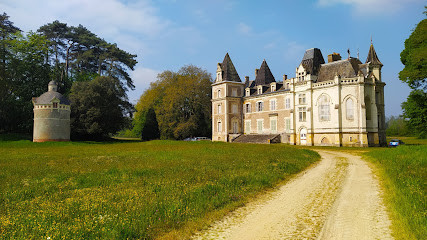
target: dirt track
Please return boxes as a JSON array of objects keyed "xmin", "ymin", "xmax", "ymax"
[{"xmin": 193, "ymin": 150, "xmax": 393, "ymax": 240}]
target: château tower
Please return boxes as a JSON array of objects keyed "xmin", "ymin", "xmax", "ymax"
[{"xmin": 211, "ymin": 53, "xmax": 245, "ymax": 141}]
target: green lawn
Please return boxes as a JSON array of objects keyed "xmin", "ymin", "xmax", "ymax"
[
  {"xmin": 0, "ymin": 139, "xmax": 319, "ymax": 239},
  {"xmin": 364, "ymin": 145, "xmax": 427, "ymax": 240}
]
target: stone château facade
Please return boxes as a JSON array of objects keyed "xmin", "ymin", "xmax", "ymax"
[
  {"xmin": 212, "ymin": 43, "xmax": 386, "ymax": 147},
  {"xmin": 32, "ymin": 81, "xmax": 71, "ymax": 142}
]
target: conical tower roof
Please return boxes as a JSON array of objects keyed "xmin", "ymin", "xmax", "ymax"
[
  {"xmin": 221, "ymin": 53, "xmax": 241, "ymax": 82},
  {"xmin": 255, "ymin": 59, "xmax": 275, "ymax": 86},
  {"xmin": 365, "ymin": 44, "xmax": 383, "ymax": 66}
]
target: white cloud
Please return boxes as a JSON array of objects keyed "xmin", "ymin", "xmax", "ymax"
[
  {"xmin": 237, "ymin": 22, "xmax": 252, "ymax": 35},
  {"xmin": 317, "ymin": 0, "xmax": 424, "ymax": 15},
  {"xmin": 128, "ymin": 67, "xmax": 159, "ymax": 104},
  {"xmin": 0, "ymin": 0, "xmax": 170, "ymax": 54}
]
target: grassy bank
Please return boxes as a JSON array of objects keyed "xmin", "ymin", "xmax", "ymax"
[
  {"xmin": 0, "ymin": 140, "xmax": 319, "ymax": 239},
  {"xmin": 364, "ymin": 145, "xmax": 427, "ymax": 239}
]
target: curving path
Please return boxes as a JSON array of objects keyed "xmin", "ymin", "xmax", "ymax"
[{"xmin": 192, "ymin": 150, "xmax": 393, "ymax": 240}]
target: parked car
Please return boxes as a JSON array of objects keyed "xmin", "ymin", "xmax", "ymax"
[
  {"xmin": 389, "ymin": 139, "xmax": 404, "ymax": 147},
  {"xmin": 193, "ymin": 137, "xmax": 211, "ymax": 141}
]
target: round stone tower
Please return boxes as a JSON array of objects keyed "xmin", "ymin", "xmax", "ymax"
[{"xmin": 32, "ymin": 81, "xmax": 71, "ymax": 142}]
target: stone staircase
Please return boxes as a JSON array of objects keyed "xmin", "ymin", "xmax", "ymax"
[{"xmin": 232, "ymin": 134, "xmax": 281, "ymax": 144}]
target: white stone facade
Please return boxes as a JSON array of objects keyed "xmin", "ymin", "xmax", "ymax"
[{"xmin": 212, "ymin": 46, "xmax": 386, "ymax": 147}]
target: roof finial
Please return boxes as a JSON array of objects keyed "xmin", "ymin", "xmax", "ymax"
[
  {"xmin": 357, "ymin": 48, "xmax": 359, "ymax": 59},
  {"xmin": 371, "ymin": 35, "xmax": 373, "ymax": 45},
  {"xmin": 347, "ymin": 48, "xmax": 350, "ymax": 59}
]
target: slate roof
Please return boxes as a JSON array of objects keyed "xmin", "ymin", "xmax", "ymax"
[
  {"xmin": 317, "ymin": 58, "xmax": 363, "ymax": 82},
  {"xmin": 221, "ymin": 53, "xmax": 241, "ymax": 82},
  {"xmin": 301, "ymin": 48, "xmax": 325, "ymax": 75},
  {"xmin": 365, "ymin": 44, "xmax": 383, "ymax": 66},
  {"xmin": 34, "ymin": 91, "xmax": 70, "ymax": 105},
  {"xmin": 255, "ymin": 59, "xmax": 275, "ymax": 86}
]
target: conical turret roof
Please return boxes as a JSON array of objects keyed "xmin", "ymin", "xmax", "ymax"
[
  {"xmin": 255, "ymin": 59, "xmax": 275, "ymax": 86},
  {"xmin": 221, "ymin": 53, "xmax": 241, "ymax": 82},
  {"xmin": 365, "ymin": 44, "xmax": 383, "ymax": 66}
]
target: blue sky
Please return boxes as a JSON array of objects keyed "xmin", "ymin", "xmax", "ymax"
[{"xmin": 1, "ymin": 0, "xmax": 425, "ymax": 116}]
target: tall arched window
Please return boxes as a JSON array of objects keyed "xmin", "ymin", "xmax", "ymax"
[
  {"xmin": 346, "ymin": 98, "xmax": 354, "ymax": 120},
  {"xmin": 365, "ymin": 96, "xmax": 371, "ymax": 120},
  {"xmin": 319, "ymin": 95, "xmax": 330, "ymax": 121}
]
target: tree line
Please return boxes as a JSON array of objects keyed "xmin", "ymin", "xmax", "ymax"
[
  {"xmin": 1, "ymin": 12, "xmax": 213, "ymax": 140},
  {"xmin": 0, "ymin": 12, "xmax": 136, "ymax": 139}
]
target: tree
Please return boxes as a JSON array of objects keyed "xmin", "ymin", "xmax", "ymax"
[
  {"xmin": 399, "ymin": 17, "xmax": 427, "ymax": 90},
  {"xmin": 69, "ymin": 76, "xmax": 132, "ymax": 139},
  {"xmin": 133, "ymin": 65, "xmax": 212, "ymax": 140},
  {"xmin": 401, "ymin": 90, "xmax": 427, "ymax": 138},
  {"xmin": 385, "ymin": 116, "xmax": 410, "ymax": 136},
  {"xmin": 140, "ymin": 107, "xmax": 160, "ymax": 141}
]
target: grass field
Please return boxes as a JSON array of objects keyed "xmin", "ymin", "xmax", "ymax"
[
  {"xmin": 364, "ymin": 144, "xmax": 427, "ymax": 239},
  {"xmin": 0, "ymin": 139, "xmax": 319, "ymax": 239}
]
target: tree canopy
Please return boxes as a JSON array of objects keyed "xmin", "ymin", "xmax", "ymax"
[
  {"xmin": 134, "ymin": 65, "xmax": 212, "ymax": 140},
  {"xmin": 69, "ymin": 76, "xmax": 132, "ymax": 139},
  {"xmin": 399, "ymin": 14, "xmax": 427, "ymax": 90},
  {"xmin": 0, "ymin": 13, "xmax": 137, "ymax": 137},
  {"xmin": 398, "ymin": 8, "xmax": 427, "ymax": 138}
]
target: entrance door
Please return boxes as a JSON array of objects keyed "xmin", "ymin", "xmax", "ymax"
[
  {"xmin": 232, "ymin": 121, "xmax": 238, "ymax": 134},
  {"xmin": 300, "ymin": 128, "xmax": 307, "ymax": 145}
]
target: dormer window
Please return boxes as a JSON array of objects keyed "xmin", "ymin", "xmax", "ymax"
[
  {"xmin": 53, "ymin": 102, "xmax": 58, "ymax": 108},
  {"xmin": 271, "ymin": 85, "xmax": 275, "ymax": 92},
  {"xmin": 246, "ymin": 89, "xmax": 250, "ymax": 96},
  {"xmin": 257, "ymin": 87, "xmax": 262, "ymax": 95}
]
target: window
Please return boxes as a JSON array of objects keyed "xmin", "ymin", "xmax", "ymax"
[
  {"xmin": 232, "ymin": 88, "xmax": 237, "ymax": 97},
  {"xmin": 286, "ymin": 83, "xmax": 290, "ymax": 89},
  {"xmin": 319, "ymin": 95, "xmax": 330, "ymax": 121},
  {"xmin": 217, "ymin": 89, "xmax": 221, "ymax": 98},
  {"xmin": 271, "ymin": 85, "xmax": 275, "ymax": 92},
  {"xmin": 270, "ymin": 118, "xmax": 277, "ymax": 133},
  {"xmin": 285, "ymin": 97, "xmax": 291, "ymax": 109},
  {"xmin": 298, "ymin": 94, "xmax": 306, "ymax": 105},
  {"xmin": 217, "ymin": 104, "xmax": 222, "ymax": 114},
  {"xmin": 232, "ymin": 104, "xmax": 238, "ymax": 113},
  {"xmin": 270, "ymin": 99, "xmax": 276, "ymax": 111},
  {"xmin": 245, "ymin": 103, "xmax": 251, "ymax": 113},
  {"xmin": 285, "ymin": 118, "xmax": 291, "ymax": 131},
  {"xmin": 245, "ymin": 120, "xmax": 251, "ymax": 133},
  {"xmin": 346, "ymin": 98, "xmax": 354, "ymax": 120},
  {"xmin": 258, "ymin": 87, "xmax": 262, "ymax": 95},
  {"xmin": 256, "ymin": 101, "xmax": 263, "ymax": 112},
  {"xmin": 246, "ymin": 89, "xmax": 250, "ymax": 96},
  {"xmin": 217, "ymin": 121, "xmax": 222, "ymax": 132},
  {"xmin": 299, "ymin": 107, "xmax": 306, "ymax": 122},
  {"xmin": 53, "ymin": 102, "xmax": 58, "ymax": 108},
  {"xmin": 365, "ymin": 96, "xmax": 371, "ymax": 120},
  {"xmin": 257, "ymin": 119, "xmax": 263, "ymax": 133}
]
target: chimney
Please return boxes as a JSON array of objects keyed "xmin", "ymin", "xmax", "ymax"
[
  {"xmin": 327, "ymin": 52, "xmax": 341, "ymax": 63},
  {"xmin": 245, "ymin": 76, "xmax": 249, "ymax": 82},
  {"xmin": 283, "ymin": 74, "xmax": 287, "ymax": 81},
  {"xmin": 255, "ymin": 69, "xmax": 259, "ymax": 78}
]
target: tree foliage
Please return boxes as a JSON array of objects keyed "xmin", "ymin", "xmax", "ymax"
[
  {"xmin": 399, "ymin": 16, "xmax": 427, "ymax": 90},
  {"xmin": 385, "ymin": 116, "xmax": 410, "ymax": 136},
  {"xmin": 399, "ymin": 8, "xmax": 427, "ymax": 138},
  {"xmin": 401, "ymin": 90, "xmax": 427, "ymax": 138},
  {"xmin": 140, "ymin": 107, "xmax": 160, "ymax": 141},
  {"xmin": 69, "ymin": 76, "xmax": 132, "ymax": 139},
  {"xmin": 0, "ymin": 13, "xmax": 137, "ymax": 137},
  {"xmin": 134, "ymin": 65, "xmax": 212, "ymax": 140}
]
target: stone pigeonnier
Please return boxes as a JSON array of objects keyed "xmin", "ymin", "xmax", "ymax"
[{"xmin": 32, "ymin": 81, "xmax": 71, "ymax": 142}]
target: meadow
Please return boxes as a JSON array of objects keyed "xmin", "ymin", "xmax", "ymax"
[
  {"xmin": 364, "ymin": 141, "xmax": 427, "ymax": 240},
  {"xmin": 0, "ymin": 139, "xmax": 319, "ymax": 239}
]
